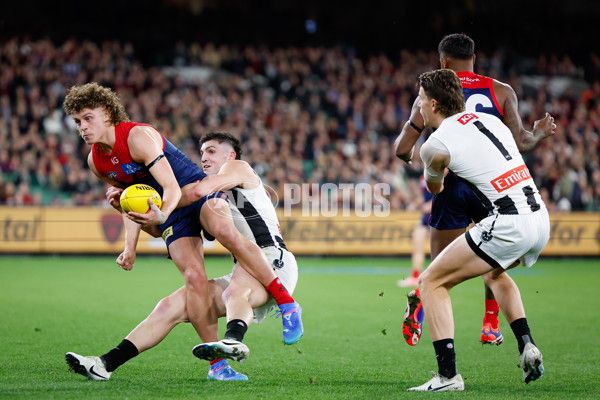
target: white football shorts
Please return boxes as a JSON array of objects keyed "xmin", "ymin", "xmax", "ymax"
[
  {"xmin": 465, "ymin": 208, "xmax": 550, "ymax": 269},
  {"xmin": 213, "ymin": 246, "xmax": 298, "ymax": 324}
]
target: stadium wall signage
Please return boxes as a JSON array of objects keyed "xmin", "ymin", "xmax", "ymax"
[{"xmin": 0, "ymin": 207, "xmax": 598, "ymax": 256}]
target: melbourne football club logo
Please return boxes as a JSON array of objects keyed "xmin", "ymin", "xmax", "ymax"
[{"xmin": 101, "ymin": 214, "xmax": 123, "ymax": 244}]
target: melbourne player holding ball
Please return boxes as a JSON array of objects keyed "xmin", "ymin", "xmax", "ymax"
[{"xmin": 63, "ymin": 83, "xmax": 303, "ymax": 380}]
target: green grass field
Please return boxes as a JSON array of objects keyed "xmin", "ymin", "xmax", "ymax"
[{"xmin": 0, "ymin": 255, "xmax": 598, "ymax": 399}]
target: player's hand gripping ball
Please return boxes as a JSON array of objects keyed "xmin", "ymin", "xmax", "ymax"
[{"xmin": 120, "ymin": 184, "xmax": 162, "ymax": 213}]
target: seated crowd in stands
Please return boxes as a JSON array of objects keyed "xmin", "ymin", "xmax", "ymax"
[{"xmin": 0, "ymin": 37, "xmax": 599, "ymax": 212}]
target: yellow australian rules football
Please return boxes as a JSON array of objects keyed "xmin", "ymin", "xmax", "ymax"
[{"xmin": 120, "ymin": 184, "xmax": 162, "ymax": 213}]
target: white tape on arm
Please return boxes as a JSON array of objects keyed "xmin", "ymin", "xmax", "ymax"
[
  {"xmin": 420, "ymin": 137, "xmax": 450, "ymax": 183},
  {"xmin": 149, "ymin": 202, "xmax": 166, "ymax": 224},
  {"xmin": 424, "ymin": 165, "xmax": 445, "ymax": 183}
]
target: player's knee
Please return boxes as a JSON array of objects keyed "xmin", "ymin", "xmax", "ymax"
[
  {"xmin": 183, "ymin": 267, "xmax": 208, "ymax": 291},
  {"xmin": 221, "ymin": 286, "xmax": 234, "ymax": 305},
  {"xmin": 417, "ymin": 269, "xmax": 440, "ymax": 296},
  {"xmin": 154, "ymin": 295, "xmax": 187, "ymax": 323},
  {"xmin": 154, "ymin": 296, "xmax": 173, "ymax": 315},
  {"xmin": 481, "ymin": 272, "xmax": 495, "ymax": 286},
  {"xmin": 221, "ymin": 283, "xmax": 246, "ymax": 304},
  {"xmin": 417, "ymin": 273, "xmax": 425, "ymax": 290},
  {"xmin": 481, "ymin": 266, "xmax": 507, "ymax": 286}
]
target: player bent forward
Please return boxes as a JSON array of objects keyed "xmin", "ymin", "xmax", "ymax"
[
  {"xmin": 66, "ymin": 133, "xmax": 299, "ymax": 381},
  {"xmin": 407, "ymin": 69, "xmax": 549, "ymax": 391}
]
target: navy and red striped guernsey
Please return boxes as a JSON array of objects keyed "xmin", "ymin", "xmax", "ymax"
[{"xmin": 457, "ymin": 71, "xmax": 503, "ymax": 120}]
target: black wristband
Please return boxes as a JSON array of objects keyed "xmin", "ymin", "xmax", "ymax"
[{"xmin": 408, "ymin": 120, "xmax": 423, "ymax": 134}]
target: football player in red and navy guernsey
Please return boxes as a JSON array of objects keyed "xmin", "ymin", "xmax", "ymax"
[{"xmin": 63, "ymin": 83, "xmax": 303, "ymax": 381}]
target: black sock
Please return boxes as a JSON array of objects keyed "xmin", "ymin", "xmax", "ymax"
[
  {"xmin": 100, "ymin": 339, "xmax": 139, "ymax": 372},
  {"xmin": 433, "ymin": 339, "xmax": 457, "ymax": 379},
  {"xmin": 223, "ymin": 319, "xmax": 248, "ymax": 342},
  {"xmin": 510, "ymin": 317, "xmax": 535, "ymax": 354}
]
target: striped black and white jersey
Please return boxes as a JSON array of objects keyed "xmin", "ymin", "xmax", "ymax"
[
  {"xmin": 227, "ymin": 181, "xmax": 285, "ymax": 249},
  {"xmin": 427, "ymin": 111, "xmax": 546, "ymax": 216}
]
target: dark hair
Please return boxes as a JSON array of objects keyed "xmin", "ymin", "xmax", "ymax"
[
  {"xmin": 438, "ymin": 33, "xmax": 475, "ymax": 59},
  {"xmin": 63, "ymin": 82, "xmax": 130, "ymax": 125},
  {"xmin": 199, "ymin": 132, "xmax": 242, "ymax": 159},
  {"xmin": 418, "ymin": 69, "xmax": 465, "ymax": 117}
]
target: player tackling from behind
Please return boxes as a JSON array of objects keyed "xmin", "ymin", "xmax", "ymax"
[
  {"xmin": 184, "ymin": 133, "xmax": 300, "ymax": 364},
  {"xmin": 406, "ymin": 69, "xmax": 549, "ymax": 391},
  {"xmin": 395, "ymin": 33, "xmax": 555, "ymax": 346}
]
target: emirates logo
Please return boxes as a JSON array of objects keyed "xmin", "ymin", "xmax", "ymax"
[{"xmin": 491, "ymin": 164, "xmax": 532, "ymax": 192}]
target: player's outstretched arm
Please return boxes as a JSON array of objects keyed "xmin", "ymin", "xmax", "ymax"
[
  {"xmin": 523, "ymin": 112, "xmax": 556, "ymax": 150},
  {"xmin": 500, "ymin": 83, "xmax": 556, "ymax": 152},
  {"xmin": 179, "ymin": 160, "xmax": 257, "ymax": 207},
  {"xmin": 394, "ymin": 97, "xmax": 425, "ymax": 163}
]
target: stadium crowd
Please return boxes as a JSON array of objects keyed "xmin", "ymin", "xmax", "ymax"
[{"xmin": 0, "ymin": 37, "xmax": 599, "ymax": 212}]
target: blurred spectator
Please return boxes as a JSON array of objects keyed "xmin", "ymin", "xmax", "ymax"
[{"xmin": 0, "ymin": 37, "xmax": 598, "ymax": 213}]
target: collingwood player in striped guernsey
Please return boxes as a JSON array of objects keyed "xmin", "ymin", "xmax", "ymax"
[
  {"xmin": 395, "ymin": 34, "xmax": 556, "ymax": 348},
  {"xmin": 186, "ymin": 132, "xmax": 301, "ymax": 365},
  {"xmin": 406, "ymin": 69, "xmax": 549, "ymax": 392}
]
